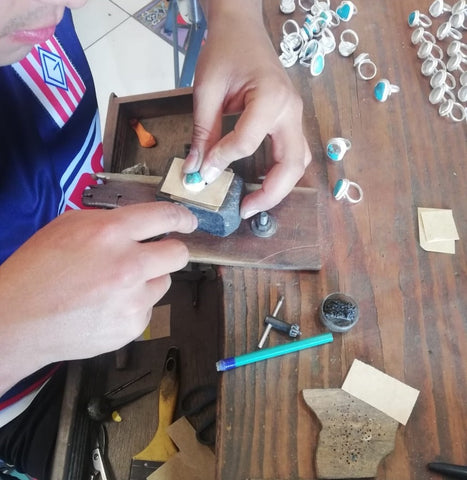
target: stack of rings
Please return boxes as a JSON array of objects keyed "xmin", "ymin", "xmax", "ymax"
[{"xmin": 410, "ymin": 2, "xmax": 467, "ymax": 123}]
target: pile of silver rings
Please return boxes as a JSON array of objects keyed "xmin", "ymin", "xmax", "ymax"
[
  {"xmin": 278, "ymin": 0, "xmax": 400, "ymax": 102},
  {"xmin": 409, "ymin": 0, "xmax": 467, "ymax": 123},
  {"xmin": 278, "ymin": 0, "xmax": 358, "ymax": 75}
]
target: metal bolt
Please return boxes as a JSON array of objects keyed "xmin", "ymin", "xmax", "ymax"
[
  {"xmin": 258, "ymin": 296, "xmax": 284, "ymax": 349},
  {"xmin": 250, "ymin": 211, "xmax": 277, "ymax": 238}
]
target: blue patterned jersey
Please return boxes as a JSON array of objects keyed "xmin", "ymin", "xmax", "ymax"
[
  {"xmin": 0, "ymin": 8, "xmax": 103, "ymax": 421},
  {"xmin": 0, "ymin": 8, "xmax": 103, "ymax": 265}
]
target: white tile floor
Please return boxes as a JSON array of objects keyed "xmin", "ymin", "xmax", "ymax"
[{"xmin": 72, "ymin": 0, "xmax": 184, "ymax": 132}]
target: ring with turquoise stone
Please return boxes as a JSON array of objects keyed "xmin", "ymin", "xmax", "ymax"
[
  {"xmin": 183, "ymin": 171, "xmax": 206, "ymax": 192},
  {"xmin": 408, "ymin": 10, "xmax": 432, "ymax": 28},
  {"xmin": 326, "ymin": 137, "xmax": 352, "ymax": 161},
  {"xmin": 336, "ymin": 0, "xmax": 358, "ymax": 22},
  {"xmin": 333, "ymin": 179, "xmax": 363, "ymax": 204},
  {"xmin": 310, "ymin": 49, "xmax": 326, "ymax": 76},
  {"xmin": 374, "ymin": 79, "xmax": 400, "ymax": 102}
]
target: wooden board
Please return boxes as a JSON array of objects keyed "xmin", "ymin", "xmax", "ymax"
[
  {"xmin": 83, "ymin": 177, "xmax": 321, "ymax": 270},
  {"xmin": 303, "ymin": 389, "xmax": 399, "ymax": 479}
]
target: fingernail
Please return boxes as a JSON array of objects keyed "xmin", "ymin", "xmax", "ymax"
[
  {"xmin": 241, "ymin": 209, "xmax": 259, "ymax": 220},
  {"xmin": 201, "ymin": 166, "xmax": 222, "ymax": 184},
  {"xmin": 184, "ymin": 149, "xmax": 201, "ymax": 173}
]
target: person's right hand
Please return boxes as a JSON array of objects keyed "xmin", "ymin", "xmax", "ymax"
[{"xmin": 0, "ymin": 202, "xmax": 197, "ymax": 395}]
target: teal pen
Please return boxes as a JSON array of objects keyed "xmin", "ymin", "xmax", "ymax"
[{"xmin": 216, "ymin": 332, "xmax": 334, "ymax": 372}]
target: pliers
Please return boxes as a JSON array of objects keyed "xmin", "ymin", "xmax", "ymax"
[{"xmin": 90, "ymin": 423, "xmax": 113, "ymax": 480}]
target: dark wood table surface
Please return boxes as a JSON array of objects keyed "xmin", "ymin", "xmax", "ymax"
[{"xmin": 215, "ymin": 1, "xmax": 466, "ymax": 479}]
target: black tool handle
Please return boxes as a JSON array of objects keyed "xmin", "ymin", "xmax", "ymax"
[
  {"xmin": 264, "ymin": 315, "xmax": 291, "ymax": 333},
  {"xmin": 428, "ymin": 462, "xmax": 467, "ymax": 479},
  {"xmin": 265, "ymin": 315, "xmax": 301, "ymax": 337}
]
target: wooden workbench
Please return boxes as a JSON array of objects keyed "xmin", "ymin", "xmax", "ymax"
[
  {"xmin": 52, "ymin": 0, "xmax": 466, "ymax": 479},
  {"xmin": 215, "ymin": 0, "xmax": 466, "ymax": 479}
]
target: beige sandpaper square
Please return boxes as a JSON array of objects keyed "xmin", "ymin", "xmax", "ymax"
[
  {"xmin": 418, "ymin": 208, "xmax": 456, "ymax": 254},
  {"xmin": 420, "ymin": 208, "xmax": 459, "ymax": 242},
  {"xmin": 341, "ymin": 359, "xmax": 419, "ymax": 425},
  {"xmin": 160, "ymin": 157, "xmax": 233, "ymax": 210},
  {"xmin": 148, "ymin": 416, "xmax": 215, "ymax": 480}
]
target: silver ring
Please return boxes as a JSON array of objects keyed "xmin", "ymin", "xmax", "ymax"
[
  {"xmin": 319, "ymin": 27, "xmax": 336, "ymax": 54},
  {"xmin": 451, "ymin": 0, "xmax": 466, "ymax": 15},
  {"xmin": 438, "ymin": 99, "xmax": 466, "ymax": 122},
  {"xmin": 460, "ymin": 71, "xmax": 467, "ymax": 85},
  {"xmin": 333, "ymin": 178, "xmax": 363, "ymax": 204},
  {"xmin": 336, "ymin": 0, "xmax": 358, "ymax": 22},
  {"xmin": 280, "ymin": 0, "xmax": 296, "ymax": 14},
  {"xmin": 421, "ymin": 57, "xmax": 446, "ymax": 76},
  {"xmin": 309, "ymin": 0, "xmax": 331, "ymax": 15},
  {"xmin": 430, "ymin": 69, "xmax": 457, "ymax": 89},
  {"xmin": 297, "ymin": 0, "xmax": 313, "ymax": 11},
  {"xmin": 417, "ymin": 40, "xmax": 444, "ymax": 60},
  {"xmin": 449, "ymin": 12, "xmax": 467, "ymax": 29},
  {"xmin": 447, "ymin": 41, "xmax": 467, "ymax": 58},
  {"xmin": 447, "ymin": 53, "xmax": 467, "ymax": 72},
  {"xmin": 326, "ymin": 137, "xmax": 352, "ymax": 161},
  {"xmin": 302, "ymin": 13, "xmax": 325, "ymax": 39},
  {"xmin": 411, "ymin": 27, "xmax": 436, "ymax": 45},
  {"xmin": 320, "ymin": 9, "xmax": 341, "ymax": 27},
  {"xmin": 279, "ymin": 50, "xmax": 298, "ymax": 68},
  {"xmin": 282, "ymin": 19, "xmax": 300, "ymax": 37},
  {"xmin": 374, "ymin": 78, "xmax": 400, "ymax": 102},
  {"xmin": 437, "ymin": 21, "xmax": 462, "ymax": 40},
  {"xmin": 429, "ymin": 84, "xmax": 456, "ymax": 104},
  {"xmin": 353, "ymin": 52, "xmax": 377, "ymax": 80},
  {"xmin": 457, "ymin": 84, "xmax": 467, "ymax": 102},
  {"xmin": 310, "ymin": 47, "xmax": 326, "ymax": 76},
  {"xmin": 408, "ymin": 10, "xmax": 433, "ymax": 28},
  {"xmin": 339, "ymin": 29, "xmax": 359, "ymax": 57},
  {"xmin": 429, "ymin": 0, "xmax": 452, "ymax": 17},
  {"xmin": 299, "ymin": 39, "xmax": 320, "ymax": 66}
]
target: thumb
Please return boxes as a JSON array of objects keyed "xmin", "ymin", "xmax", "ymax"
[{"xmin": 184, "ymin": 86, "xmax": 224, "ymax": 174}]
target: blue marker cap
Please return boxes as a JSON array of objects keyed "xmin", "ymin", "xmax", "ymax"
[{"xmin": 216, "ymin": 357, "xmax": 236, "ymax": 372}]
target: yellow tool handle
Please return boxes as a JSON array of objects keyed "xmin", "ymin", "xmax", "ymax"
[{"xmin": 133, "ymin": 347, "xmax": 179, "ymax": 462}]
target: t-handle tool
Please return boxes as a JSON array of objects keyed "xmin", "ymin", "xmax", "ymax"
[
  {"xmin": 264, "ymin": 315, "xmax": 302, "ymax": 338},
  {"xmin": 258, "ymin": 296, "xmax": 285, "ymax": 348}
]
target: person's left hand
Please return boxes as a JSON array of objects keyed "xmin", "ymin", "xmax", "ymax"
[{"xmin": 184, "ymin": 1, "xmax": 311, "ymax": 219}]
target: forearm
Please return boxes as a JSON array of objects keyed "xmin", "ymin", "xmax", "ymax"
[
  {"xmin": 199, "ymin": 0, "xmax": 262, "ymax": 20},
  {"xmin": 0, "ymin": 294, "xmax": 47, "ymax": 397}
]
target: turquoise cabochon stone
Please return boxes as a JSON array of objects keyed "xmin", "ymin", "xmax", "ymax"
[
  {"xmin": 327, "ymin": 144, "xmax": 341, "ymax": 161},
  {"xmin": 337, "ymin": 3, "xmax": 351, "ymax": 20},
  {"xmin": 312, "ymin": 54, "xmax": 325, "ymax": 75},
  {"xmin": 333, "ymin": 179, "xmax": 344, "ymax": 197},
  {"xmin": 374, "ymin": 81, "xmax": 386, "ymax": 102},
  {"xmin": 185, "ymin": 171, "xmax": 203, "ymax": 184}
]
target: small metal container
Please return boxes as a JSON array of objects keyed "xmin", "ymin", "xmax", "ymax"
[{"xmin": 320, "ymin": 292, "xmax": 359, "ymax": 332}]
